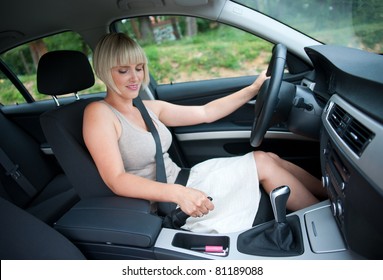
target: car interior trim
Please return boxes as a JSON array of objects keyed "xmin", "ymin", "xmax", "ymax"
[
  {"xmin": 322, "ymin": 94, "xmax": 383, "ymax": 193},
  {"xmin": 175, "ymin": 130, "xmax": 317, "ymax": 142}
]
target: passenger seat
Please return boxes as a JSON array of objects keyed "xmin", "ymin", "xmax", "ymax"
[{"xmin": 0, "ymin": 110, "xmax": 79, "ymax": 225}]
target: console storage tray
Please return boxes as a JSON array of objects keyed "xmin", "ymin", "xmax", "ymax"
[{"xmin": 172, "ymin": 232, "xmax": 229, "ymax": 256}]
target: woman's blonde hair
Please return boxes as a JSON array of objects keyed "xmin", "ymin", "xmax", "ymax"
[{"xmin": 93, "ymin": 33, "xmax": 149, "ymax": 94}]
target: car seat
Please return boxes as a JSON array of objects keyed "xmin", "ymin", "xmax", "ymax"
[
  {"xmin": 0, "ymin": 195, "xmax": 85, "ymax": 259},
  {"xmin": 37, "ymin": 50, "xmax": 150, "ymax": 212},
  {"xmin": 0, "ymin": 109, "xmax": 79, "ymax": 225}
]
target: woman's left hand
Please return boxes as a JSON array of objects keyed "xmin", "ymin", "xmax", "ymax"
[{"xmin": 249, "ymin": 70, "xmax": 269, "ymax": 97}]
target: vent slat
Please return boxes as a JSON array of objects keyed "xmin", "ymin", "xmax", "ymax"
[{"xmin": 327, "ymin": 104, "xmax": 374, "ymax": 156}]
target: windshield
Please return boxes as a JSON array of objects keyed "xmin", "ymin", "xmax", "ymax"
[{"xmin": 234, "ymin": 0, "xmax": 382, "ymax": 53}]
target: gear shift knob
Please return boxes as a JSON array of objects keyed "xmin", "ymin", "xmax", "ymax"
[{"xmin": 270, "ymin": 185, "xmax": 290, "ymax": 223}]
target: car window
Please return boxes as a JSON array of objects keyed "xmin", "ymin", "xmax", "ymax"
[
  {"xmin": 114, "ymin": 16, "xmax": 273, "ymax": 85},
  {"xmin": 234, "ymin": 0, "xmax": 383, "ymax": 53},
  {"xmin": 0, "ymin": 31, "xmax": 104, "ymax": 106}
]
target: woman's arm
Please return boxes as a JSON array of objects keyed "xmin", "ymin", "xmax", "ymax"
[
  {"xmin": 82, "ymin": 101, "xmax": 213, "ymax": 215},
  {"xmin": 146, "ymin": 70, "xmax": 268, "ymax": 127}
]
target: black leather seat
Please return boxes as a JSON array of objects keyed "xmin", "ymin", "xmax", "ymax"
[
  {"xmin": 40, "ymin": 96, "xmax": 115, "ymax": 198},
  {"xmin": 38, "ymin": 51, "xmax": 114, "ymax": 198},
  {"xmin": 0, "ymin": 195, "xmax": 85, "ymax": 260},
  {"xmin": 37, "ymin": 51, "xmax": 157, "ymax": 256}
]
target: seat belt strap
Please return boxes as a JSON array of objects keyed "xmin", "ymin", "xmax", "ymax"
[
  {"xmin": 133, "ymin": 97, "xmax": 191, "ymax": 216},
  {"xmin": 174, "ymin": 168, "xmax": 190, "ymax": 186},
  {"xmin": 0, "ymin": 148, "xmax": 37, "ymax": 197},
  {"xmin": 133, "ymin": 96, "xmax": 167, "ymax": 183}
]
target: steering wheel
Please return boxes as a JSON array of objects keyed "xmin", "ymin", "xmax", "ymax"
[{"xmin": 250, "ymin": 43, "xmax": 287, "ymax": 147}]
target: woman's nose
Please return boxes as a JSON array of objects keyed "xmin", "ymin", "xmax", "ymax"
[{"xmin": 129, "ymin": 71, "xmax": 138, "ymax": 81}]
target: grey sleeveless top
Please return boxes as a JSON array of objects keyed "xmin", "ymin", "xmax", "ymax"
[{"xmin": 103, "ymin": 102, "xmax": 181, "ymax": 183}]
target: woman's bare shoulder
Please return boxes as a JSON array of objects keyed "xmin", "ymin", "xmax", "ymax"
[
  {"xmin": 85, "ymin": 100, "xmax": 107, "ymax": 112},
  {"xmin": 83, "ymin": 100, "xmax": 121, "ymax": 140},
  {"xmin": 143, "ymin": 99, "xmax": 168, "ymax": 116},
  {"xmin": 83, "ymin": 101, "xmax": 120, "ymax": 132},
  {"xmin": 84, "ymin": 100, "xmax": 114, "ymax": 119}
]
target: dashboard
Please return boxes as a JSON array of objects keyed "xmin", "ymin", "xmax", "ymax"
[{"xmin": 305, "ymin": 45, "xmax": 383, "ymax": 259}]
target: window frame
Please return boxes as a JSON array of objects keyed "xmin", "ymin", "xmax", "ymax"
[{"xmin": 0, "ymin": 59, "xmax": 34, "ymax": 104}]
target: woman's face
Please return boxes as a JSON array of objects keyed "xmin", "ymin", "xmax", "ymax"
[{"xmin": 110, "ymin": 63, "xmax": 144, "ymax": 98}]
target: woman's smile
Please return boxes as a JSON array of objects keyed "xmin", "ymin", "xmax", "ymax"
[{"xmin": 126, "ymin": 84, "xmax": 139, "ymax": 91}]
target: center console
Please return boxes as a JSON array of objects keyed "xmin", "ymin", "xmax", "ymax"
[
  {"xmin": 54, "ymin": 195, "xmax": 360, "ymax": 260},
  {"xmin": 155, "ymin": 201, "xmax": 358, "ymax": 259}
]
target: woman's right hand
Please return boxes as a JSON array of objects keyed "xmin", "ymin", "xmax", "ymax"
[{"xmin": 175, "ymin": 186, "xmax": 214, "ymax": 218}]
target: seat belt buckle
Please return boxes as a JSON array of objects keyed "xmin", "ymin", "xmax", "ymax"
[{"xmin": 6, "ymin": 164, "xmax": 22, "ymax": 180}]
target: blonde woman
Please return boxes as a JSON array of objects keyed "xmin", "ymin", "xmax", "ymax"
[{"xmin": 83, "ymin": 33, "xmax": 326, "ymax": 233}]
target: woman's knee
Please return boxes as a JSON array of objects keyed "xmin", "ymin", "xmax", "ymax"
[
  {"xmin": 266, "ymin": 152, "xmax": 280, "ymax": 161},
  {"xmin": 253, "ymin": 151, "xmax": 278, "ymax": 179},
  {"xmin": 253, "ymin": 151, "xmax": 279, "ymax": 165}
]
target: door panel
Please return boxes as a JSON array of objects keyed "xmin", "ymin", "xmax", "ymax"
[
  {"xmin": 155, "ymin": 75, "xmax": 321, "ymax": 178},
  {"xmin": 1, "ymin": 97, "xmax": 79, "ymax": 145},
  {"xmin": 1, "ymin": 94, "xmax": 106, "ymax": 152},
  {"xmin": 2, "ymin": 102, "xmax": 57, "ymax": 145}
]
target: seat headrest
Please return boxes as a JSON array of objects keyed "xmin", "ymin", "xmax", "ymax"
[{"xmin": 37, "ymin": 50, "xmax": 95, "ymax": 96}]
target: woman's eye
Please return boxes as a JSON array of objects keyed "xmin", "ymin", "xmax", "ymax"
[{"xmin": 118, "ymin": 69, "xmax": 128, "ymax": 74}]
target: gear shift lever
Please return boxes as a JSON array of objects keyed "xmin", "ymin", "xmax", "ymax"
[
  {"xmin": 237, "ymin": 185, "xmax": 303, "ymax": 256},
  {"xmin": 270, "ymin": 185, "xmax": 290, "ymax": 223}
]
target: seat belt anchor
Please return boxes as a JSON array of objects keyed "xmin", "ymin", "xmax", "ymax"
[{"xmin": 6, "ymin": 164, "xmax": 22, "ymax": 180}]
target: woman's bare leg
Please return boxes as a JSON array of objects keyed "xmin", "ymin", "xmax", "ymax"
[
  {"xmin": 267, "ymin": 152, "xmax": 327, "ymax": 199},
  {"xmin": 253, "ymin": 151, "xmax": 326, "ymax": 211}
]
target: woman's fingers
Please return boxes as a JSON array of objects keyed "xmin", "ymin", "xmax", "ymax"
[{"xmin": 180, "ymin": 188, "xmax": 214, "ymax": 217}]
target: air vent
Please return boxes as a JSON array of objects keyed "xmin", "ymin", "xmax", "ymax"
[{"xmin": 328, "ymin": 104, "xmax": 374, "ymax": 156}]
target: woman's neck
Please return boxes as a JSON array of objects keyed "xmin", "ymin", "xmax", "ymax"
[{"xmin": 104, "ymin": 91, "xmax": 135, "ymax": 114}]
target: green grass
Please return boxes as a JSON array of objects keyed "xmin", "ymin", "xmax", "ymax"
[{"xmin": 144, "ymin": 26, "xmax": 272, "ymax": 83}]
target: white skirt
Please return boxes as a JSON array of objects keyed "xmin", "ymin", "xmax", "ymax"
[{"xmin": 182, "ymin": 152, "xmax": 261, "ymax": 234}]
